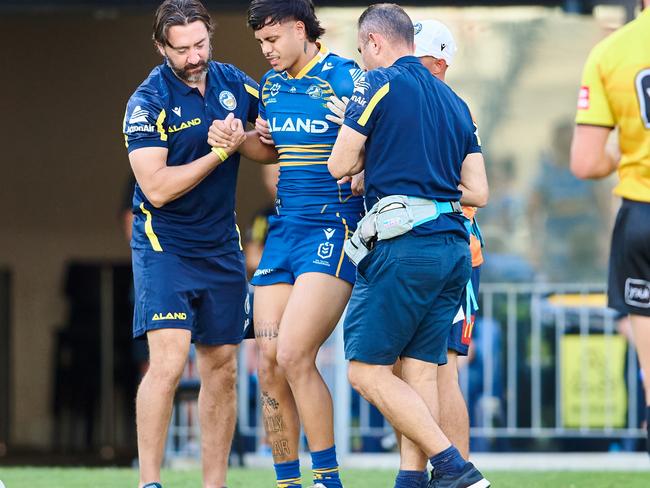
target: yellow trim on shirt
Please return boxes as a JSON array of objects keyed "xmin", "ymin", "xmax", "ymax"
[
  {"xmin": 156, "ymin": 109, "xmax": 168, "ymax": 142},
  {"xmin": 335, "ymin": 213, "xmax": 349, "ymax": 278},
  {"xmin": 358, "ymin": 82, "xmax": 390, "ymax": 127},
  {"xmin": 291, "ymin": 43, "xmax": 329, "ymax": 80},
  {"xmin": 140, "ymin": 203, "xmax": 163, "ymax": 252},
  {"xmin": 278, "ymin": 153, "xmax": 328, "ymax": 160},
  {"xmin": 278, "ymin": 147, "xmax": 332, "ymax": 154},
  {"xmin": 244, "ymin": 83, "xmax": 259, "ymax": 99},
  {"xmin": 276, "ymin": 144, "xmax": 333, "ymax": 149},
  {"xmin": 235, "ymin": 223, "xmax": 243, "ymax": 251}
]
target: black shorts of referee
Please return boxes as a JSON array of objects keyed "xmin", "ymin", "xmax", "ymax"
[{"xmin": 608, "ymin": 199, "xmax": 650, "ymax": 316}]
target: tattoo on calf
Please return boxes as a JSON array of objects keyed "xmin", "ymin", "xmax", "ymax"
[
  {"xmin": 261, "ymin": 391, "xmax": 280, "ymax": 411},
  {"xmin": 264, "ymin": 414, "xmax": 285, "ymax": 433},
  {"xmin": 272, "ymin": 439, "xmax": 292, "ymax": 457}
]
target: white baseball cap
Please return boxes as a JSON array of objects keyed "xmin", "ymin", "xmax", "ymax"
[{"xmin": 413, "ymin": 19, "xmax": 458, "ymax": 66}]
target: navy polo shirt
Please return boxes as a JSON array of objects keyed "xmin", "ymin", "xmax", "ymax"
[
  {"xmin": 344, "ymin": 55, "xmax": 481, "ymax": 238},
  {"xmin": 123, "ymin": 61, "xmax": 259, "ymax": 257}
]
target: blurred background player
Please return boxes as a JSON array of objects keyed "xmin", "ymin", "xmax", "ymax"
[
  {"xmin": 122, "ymin": 0, "xmax": 263, "ymax": 486},
  {"xmin": 571, "ymin": 0, "xmax": 650, "ymax": 455},
  {"xmin": 210, "ymin": 1, "xmax": 365, "ymax": 486}
]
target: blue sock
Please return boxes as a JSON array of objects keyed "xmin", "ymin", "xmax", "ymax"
[
  {"xmin": 429, "ymin": 445, "xmax": 467, "ymax": 477},
  {"xmin": 421, "ymin": 469, "xmax": 429, "ymax": 487},
  {"xmin": 274, "ymin": 459, "xmax": 301, "ymax": 487},
  {"xmin": 394, "ymin": 469, "xmax": 424, "ymax": 488},
  {"xmin": 311, "ymin": 445, "xmax": 343, "ymax": 488}
]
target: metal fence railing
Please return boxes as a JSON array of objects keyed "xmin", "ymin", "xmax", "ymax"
[{"xmin": 166, "ymin": 283, "xmax": 646, "ymax": 459}]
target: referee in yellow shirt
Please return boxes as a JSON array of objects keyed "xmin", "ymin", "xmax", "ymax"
[{"xmin": 571, "ymin": 0, "xmax": 650, "ymax": 454}]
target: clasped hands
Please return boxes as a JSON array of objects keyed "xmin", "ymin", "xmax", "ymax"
[{"xmin": 207, "ymin": 112, "xmax": 246, "ymax": 152}]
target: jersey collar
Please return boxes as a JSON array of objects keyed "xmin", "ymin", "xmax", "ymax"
[
  {"xmin": 287, "ymin": 42, "xmax": 330, "ymax": 80},
  {"xmin": 394, "ymin": 55, "xmax": 421, "ymax": 66}
]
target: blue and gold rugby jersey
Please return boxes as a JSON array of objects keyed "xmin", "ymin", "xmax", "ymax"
[
  {"xmin": 123, "ymin": 61, "xmax": 259, "ymax": 257},
  {"xmin": 259, "ymin": 44, "xmax": 365, "ymax": 216}
]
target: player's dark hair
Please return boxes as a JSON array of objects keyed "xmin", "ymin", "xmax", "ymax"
[
  {"xmin": 247, "ymin": 0, "xmax": 325, "ymax": 42},
  {"xmin": 358, "ymin": 3, "xmax": 414, "ymax": 48},
  {"xmin": 153, "ymin": 0, "xmax": 213, "ymax": 47}
]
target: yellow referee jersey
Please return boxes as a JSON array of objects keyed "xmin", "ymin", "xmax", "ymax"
[{"xmin": 575, "ymin": 8, "xmax": 650, "ymax": 203}]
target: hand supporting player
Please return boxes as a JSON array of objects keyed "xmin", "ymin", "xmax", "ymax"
[
  {"xmin": 325, "ymin": 95, "xmax": 349, "ymax": 126},
  {"xmin": 337, "ymin": 170, "xmax": 365, "ymax": 196},
  {"xmin": 207, "ymin": 113, "xmax": 246, "ymax": 154},
  {"xmin": 255, "ymin": 117, "xmax": 275, "ymax": 145}
]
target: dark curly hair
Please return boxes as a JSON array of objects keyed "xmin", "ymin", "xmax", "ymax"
[{"xmin": 247, "ymin": 0, "xmax": 325, "ymax": 42}]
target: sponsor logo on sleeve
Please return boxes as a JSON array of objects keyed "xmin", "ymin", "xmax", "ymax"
[
  {"xmin": 129, "ymin": 105, "xmax": 150, "ymax": 124},
  {"xmin": 126, "ymin": 124, "xmax": 155, "ymax": 134},
  {"xmin": 219, "ymin": 90, "xmax": 237, "ymax": 110},
  {"xmin": 349, "ymin": 68, "xmax": 365, "ymax": 85},
  {"xmin": 350, "ymin": 76, "xmax": 370, "ymax": 106},
  {"xmin": 577, "ymin": 86, "xmax": 590, "ymax": 110},
  {"xmin": 322, "ymin": 62, "xmax": 334, "ymax": 72},
  {"xmin": 152, "ymin": 312, "xmax": 188, "ymax": 321}
]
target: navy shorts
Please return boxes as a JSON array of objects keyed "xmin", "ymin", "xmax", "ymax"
[
  {"xmin": 132, "ymin": 248, "xmax": 249, "ymax": 345},
  {"xmin": 448, "ymin": 266, "xmax": 481, "ymax": 356},
  {"xmin": 250, "ymin": 212, "xmax": 360, "ymax": 286},
  {"xmin": 608, "ymin": 199, "xmax": 650, "ymax": 316},
  {"xmin": 344, "ymin": 232, "xmax": 471, "ymax": 365}
]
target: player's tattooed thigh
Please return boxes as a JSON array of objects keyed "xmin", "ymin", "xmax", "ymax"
[{"xmin": 255, "ymin": 320, "xmax": 279, "ymax": 340}]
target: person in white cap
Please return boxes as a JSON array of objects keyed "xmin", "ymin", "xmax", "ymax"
[{"xmin": 414, "ymin": 19, "xmax": 458, "ymax": 76}]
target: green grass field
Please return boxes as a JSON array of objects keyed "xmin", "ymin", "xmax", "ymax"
[{"xmin": 0, "ymin": 468, "xmax": 648, "ymax": 488}]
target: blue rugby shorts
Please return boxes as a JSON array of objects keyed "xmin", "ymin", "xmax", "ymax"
[{"xmin": 132, "ymin": 248, "xmax": 249, "ymax": 345}]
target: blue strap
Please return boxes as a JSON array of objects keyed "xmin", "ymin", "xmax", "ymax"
[
  {"xmin": 412, "ymin": 201, "xmax": 460, "ymax": 227},
  {"xmin": 465, "ymin": 276, "xmax": 479, "ymax": 318}
]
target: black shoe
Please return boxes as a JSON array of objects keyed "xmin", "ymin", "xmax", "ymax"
[
  {"xmin": 142, "ymin": 484, "xmax": 162, "ymax": 488},
  {"xmin": 427, "ymin": 462, "xmax": 490, "ymax": 488}
]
